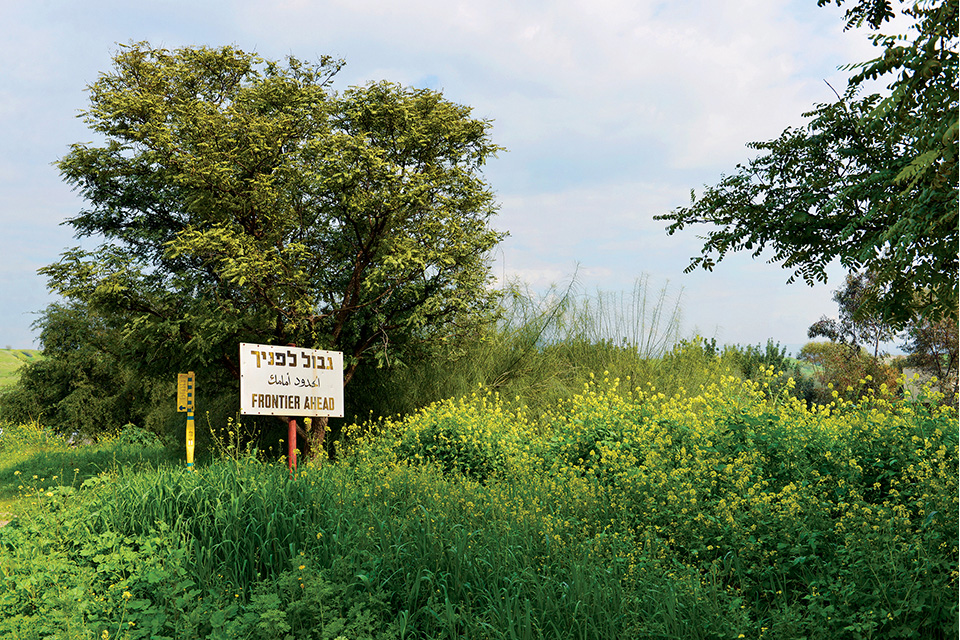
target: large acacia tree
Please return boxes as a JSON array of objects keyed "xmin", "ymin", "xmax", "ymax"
[
  {"xmin": 42, "ymin": 43, "xmax": 504, "ymax": 427},
  {"xmin": 657, "ymin": 0, "xmax": 958, "ymax": 325}
]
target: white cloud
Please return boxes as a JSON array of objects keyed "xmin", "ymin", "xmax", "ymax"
[{"xmin": 0, "ymin": 0, "xmax": 906, "ymax": 348}]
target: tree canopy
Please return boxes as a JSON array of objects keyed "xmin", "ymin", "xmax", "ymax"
[
  {"xmin": 656, "ymin": 0, "xmax": 958, "ymax": 325},
  {"xmin": 44, "ymin": 43, "xmax": 505, "ymax": 397},
  {"xmin": 807, "ymin": 271, "xmax": 898, "ymax": 357}
]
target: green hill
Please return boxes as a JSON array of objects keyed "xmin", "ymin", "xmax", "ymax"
[{"xmin": 0, "ymin": 349, "xmax": 41, "ymax": 388}]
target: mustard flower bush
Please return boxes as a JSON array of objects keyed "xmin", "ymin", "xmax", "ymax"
[
  {"xmin": 346, "ymin": 367, "xmax": 958, "ymax": 638},
  {"xmin": 534, "ymin": 371, "xmax": 959, "ymax": 638},
  {"xmin": 344, "ymin": 391, "xmax": 540, "ymax": 482}
]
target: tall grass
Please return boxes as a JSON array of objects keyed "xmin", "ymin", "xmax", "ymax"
[
  {"xmin": 0, "ymin": 421, "xmax": 173, "ymax": 501},
  {"xmin": 346, "ymin": 275, "xmax": 686, "ymax": 422},
  {"xmin": 10, "ymin": 457, "xmax": 727, "ymax": 638}
]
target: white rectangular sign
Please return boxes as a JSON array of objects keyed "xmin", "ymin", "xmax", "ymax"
[{"xmin": 239, "ymin": 343, "xmax": 344, "ymax": 417}]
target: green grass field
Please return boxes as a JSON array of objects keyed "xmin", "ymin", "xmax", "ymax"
[{"xmin": 0, "ymin": 349, "xmax": 41, "ymax": 388}]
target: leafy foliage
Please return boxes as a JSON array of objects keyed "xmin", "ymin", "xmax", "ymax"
[
  {"xmin": 0, "ymin": 304, "xmax": 158, "ymax": 436},
  {"xmin": 46, "ymin": 42, "xmax": 504, "ymax": 398},
  {"xmin": 722, "ymin": 339, "xmax": 790, "ymax": 380},
  {"xmin": 657, "ymin": 0, "xmax": 958, "ymax": 324}
]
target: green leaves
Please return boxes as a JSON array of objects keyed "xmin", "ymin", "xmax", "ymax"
[
  {"xmin": 658, "ymin": 0, "xmax": 958, "ymax": 325},
  {"xmin": 46, "ymin": 43, "xmax": 505, "ymax": 416}
]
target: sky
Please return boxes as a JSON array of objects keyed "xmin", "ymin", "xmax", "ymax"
[{"xmin": 0, "ymin": 0, "xmax": 907, "ymax": 355}]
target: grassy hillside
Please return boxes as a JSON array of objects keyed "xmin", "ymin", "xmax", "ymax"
[{"xmin": 0, "ymin": 349, "xmax": 41, "ymax": 388}]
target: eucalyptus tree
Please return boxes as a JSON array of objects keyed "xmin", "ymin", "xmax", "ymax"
[{"xmin": 807, "ymin": 271, "xmax": 898, "ymax": 357}]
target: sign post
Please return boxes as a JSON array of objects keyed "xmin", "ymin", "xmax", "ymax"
[
  {"xmin": 177, "ymin": 371, "xmax": 196, "ymax": 471},
  {"xmin": 239, "ymin": 343, "xmax": 344, "ymax": 472},
  {"xmin": 288, "ymin": 417, "xmax": 298, "ymax": 471}
]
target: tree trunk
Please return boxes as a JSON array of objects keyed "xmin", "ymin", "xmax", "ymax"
[{"xmin": 302, "ymin": 416, "xmax": 328, "ymax": 462}]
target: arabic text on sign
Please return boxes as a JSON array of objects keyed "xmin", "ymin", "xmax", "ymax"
[{"xmin": 266, "ymin": 373, "xmax": 323, "ymax": 388}]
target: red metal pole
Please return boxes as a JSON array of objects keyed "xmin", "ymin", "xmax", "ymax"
[
  {"xmin": 288, "ymin": 417, "xmax": 297, "ymax": 473},
  {"xmin": 286, "ymin": 343, "xmax": 298, "ymax": 475}
]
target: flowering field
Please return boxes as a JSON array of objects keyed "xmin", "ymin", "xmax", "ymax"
[{"xmin": 0, "ymin": 370, "xmax": 956, "ymax": 639}]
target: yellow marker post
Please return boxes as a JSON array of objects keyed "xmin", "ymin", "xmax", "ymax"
[
  {"xmin": 177, "ymin": 372, "xmax": 196, "ymax": 471},
  {"xmin": 186, "ymin": 410, "xmax": 195, "ymax": 470}
]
